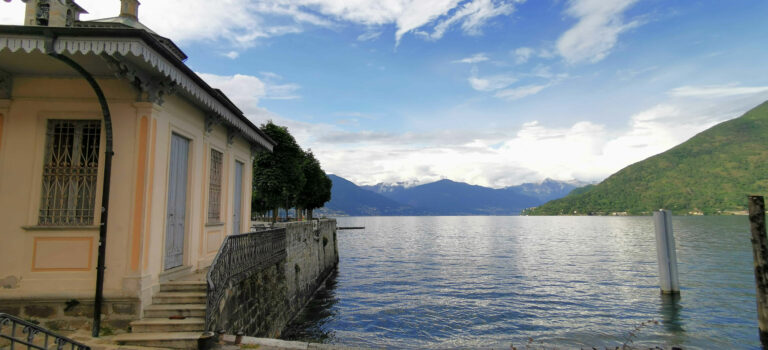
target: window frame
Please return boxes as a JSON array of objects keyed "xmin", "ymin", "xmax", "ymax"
[
  {"xmin": 207, "ymin": 148, "xmax": 224, "ymax": 223},
  {"xmin": 37, "ymin": 119, "xmax": 102, "ymax": 226}
]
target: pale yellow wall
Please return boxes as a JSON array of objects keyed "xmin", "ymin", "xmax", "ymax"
[
  {"xmin": 0, "ymin": 77, "xmax": 135, "ymax": 299},
  {"xmin": 0, "ymin": 76, "xmax": 255, "ymax": 304}
]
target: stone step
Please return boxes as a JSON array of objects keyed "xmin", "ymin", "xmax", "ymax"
[
  {"xmin": 131, "ymin": 317, "xmax": 205, "ymax": 333},
  {"xmin": 113, "ymin": 332, "xmax": 202, "ymax": 349},
  {"xmin": 143, "ymin": 303, "xmax": 206, "ymax": 318},
  {"xmin": 152, "ymin": 292, "xmax": 206, "ymax": 305},
  {"xmin": 160, "ymin": 280, "xmax": 207, "ymax": 292}
]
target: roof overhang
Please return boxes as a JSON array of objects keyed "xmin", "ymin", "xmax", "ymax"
[{"xmin": 0, "ymin": 25, "xmax": 275, "ymax": 152}]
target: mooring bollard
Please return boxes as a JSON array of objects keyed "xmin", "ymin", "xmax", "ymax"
[
  {"xmin": 654, "ymin": 209, "xmax": 680, "ymax": 294},
  {"xmin": 747, "ymin": 195, "xmax": 768, "ymax": 347}
]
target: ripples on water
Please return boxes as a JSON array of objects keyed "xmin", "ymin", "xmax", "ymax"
[{"xmin": 281, "ymin": 216, "xmax": 759, "ymax": 349}]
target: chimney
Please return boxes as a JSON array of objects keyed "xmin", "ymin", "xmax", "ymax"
[{"xmin": 120, "ymin": 0, "xmax": 140, "ymax": 20}]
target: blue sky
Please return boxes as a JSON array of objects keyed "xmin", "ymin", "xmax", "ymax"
[{"xmin": 3, "ymin": 0, "xmax": 768, "ymax": 187}]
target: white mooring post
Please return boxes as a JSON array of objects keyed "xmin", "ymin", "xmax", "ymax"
[{"xmin": 654, "ymin": 209, "xmax": 680, "ymax": 294}]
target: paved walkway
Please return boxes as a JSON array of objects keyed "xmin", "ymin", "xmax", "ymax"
[
  {"xmin": 60, "ymin": 330, "xmax": 368, "ymax": 350},
  {"xmin": 219, "ymin": 335, "xmax": 371, "ymax": 350}
]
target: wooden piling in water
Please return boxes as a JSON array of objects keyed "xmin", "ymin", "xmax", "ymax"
[
  {"xmin": 748, "ymin": 195, "xmax": 768, "ymax": 346},
  {"xmin": 654, "ymin": 209, "xmax": 680, "ymax": 294}
]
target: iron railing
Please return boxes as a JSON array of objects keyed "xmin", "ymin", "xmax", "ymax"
[
  {"xmin": 205, "ymin": 228, "xmax": 287, "ymax": 332},
  {"xmin": 0, "ymin": 313, "xmax": 90, "ymax": 350}
]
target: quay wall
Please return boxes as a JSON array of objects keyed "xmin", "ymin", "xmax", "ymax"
[{"xmin": 214, "ymin": 219, "xmax": 339, "ymax": 337}]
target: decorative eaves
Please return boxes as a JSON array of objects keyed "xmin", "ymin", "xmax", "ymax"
[{"xmin": 0, "ymin": 34, "xmax": 273, "ymax": 152}]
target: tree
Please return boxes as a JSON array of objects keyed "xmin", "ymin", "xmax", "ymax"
[
  {"xmin": 252, "ymin": 122, "xmax": 306, "ymax": 222},
  {"xmin": 296, "ymin": 150, "xmax": 332, "ymax": 220}
]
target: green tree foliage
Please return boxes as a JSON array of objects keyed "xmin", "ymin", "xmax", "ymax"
[
  {"xmin": 297, "ymin": 150, "xmax": 332, "ymax": 220},
  {"xmin": 252, "ymin": 122, "xmax": 333, "ymax": 221},
  {"xmin": 526, "ymin": 100, "xmax": 768, "ymax": 215},
  {"xmin": 252, "ymin": 122, "xmax": 306, "ymax": 221}
]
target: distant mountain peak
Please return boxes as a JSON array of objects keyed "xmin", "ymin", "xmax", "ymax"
[{"xmin": 326, "ymin": 174, "xmax": 583, "ymax": 216}]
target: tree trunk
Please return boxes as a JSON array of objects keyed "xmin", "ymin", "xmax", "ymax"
[
  {"xmin": 308, "ymin": 209, "xmax": 313, "ymax": 221},
  {"xmin": 272, "ymin": 207, "xmax": 278, "ymax": 223}
]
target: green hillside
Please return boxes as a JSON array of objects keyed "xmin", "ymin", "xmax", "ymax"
[{"xmin": 526, "ymin": 101, "xmax": 768, "ymax": 216}]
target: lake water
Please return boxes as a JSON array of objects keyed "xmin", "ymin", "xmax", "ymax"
[{"xmin": 282, "ymin": 216, "xmax": 759, "ymax": 349}]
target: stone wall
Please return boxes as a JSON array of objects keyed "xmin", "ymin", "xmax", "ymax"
[
  {"xmin": 0, "ymin": 298, "xmax": 139, "ymax": 334},
  {"xmin": 282, "ymin": 219, "xmax": 339, "ymax": 316},
  {"xmin": 214, "ymin": 219, "xmax": 338, "ymax": 337}
]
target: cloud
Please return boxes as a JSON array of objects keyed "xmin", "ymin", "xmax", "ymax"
[
  {"xmin": 191, "ymin": 67, "xmax": 768, "ymax": 189},
  {"xmin": 466, "ymin": 65, "xmax": 565, "ymax": 99},
  {"xmin": 453, "ymin": 53, "xmax": 490, "ymax": 64},
  {"xmin": 513, "ymin": 47, "xmax": 534, "ymax": 64},
  {"xmin": 668, "ymin": 84, "xmax": 768, "ymax": 98},
  {"xmin": 0, "ymin": 1, "xmax": 24, "ymax": 25},
  {"xmin": 299, "ymin": 88, "xmax": 768, "ymax": 188},
  {"xmin": 309, "ymin": 101, "xmax": 741, "ymax": 187},
  {"xmin": 197, "ymin": 73, "xmax": 267, "ymax": 115},
  {"xmin": 196, "ymin": 72, "xmax": 300, "ymax": 116},
  {"xmin": 1, "ymin": 0, "xmax": 521, "ymax": 47},
  {"xmin": 468, "ymin": 67, "xmax": 517, "ymax": 91},
  {"xmin": 222, "ymin": 51, "xmax": 240, "ymax": 59},
  {"xmin": 357, "ymin": 31, "xmax": 382, "ymax": 41},
  {"xmin": 556, "ymin": 0, "xmax": 640, "ymax": 63},
  {"xmin": 494, "ymin": 83, "xmax": 550, "ymax": 100},
  {"xmin": 424, "ymin": 0, "xmax": 516, "ymax": 41}
]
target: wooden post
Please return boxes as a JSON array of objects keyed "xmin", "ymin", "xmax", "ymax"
[
  {"xmin": 748, "ymin": 195, "xmax": 768, "ymax": 346},
  {"xmin": 654, "ymin": 209, "xmax": 680, "ymax": 294}
]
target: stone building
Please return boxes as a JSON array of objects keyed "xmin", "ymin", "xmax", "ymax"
[{"xmin": 0, "ymin": 0, "xmax": 275, "ymax": 329}]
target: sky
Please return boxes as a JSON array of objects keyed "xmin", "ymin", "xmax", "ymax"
[{"xmin": 3, "ymin": 0, "xmax": 768, "ymax": 188}]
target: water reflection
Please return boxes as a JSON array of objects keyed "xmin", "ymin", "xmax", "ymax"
[
  {"xmin": 280, "ymin": 268, "xmax": 340, "ymax": 343},
  {"xmin": 659, "ymin": 293, "xmax": 684, "ymax": 333},
  {"xmin": 659, "ymin": 292, "xmax": 687, "ymax": 348}
]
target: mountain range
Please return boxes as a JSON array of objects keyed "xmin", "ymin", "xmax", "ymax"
[
  {"xmin": 526, "ymin": 100, "xmax": 768, "ymax": 215},
  {"xmin": 318, "ymin": 175, "xmax": 585, "ymax": 216}
]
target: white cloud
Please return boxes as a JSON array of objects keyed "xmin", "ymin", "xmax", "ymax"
[
  {"xmin": 466, "ymin": 65, "xmax": 565, "ymax": 99},
  {"xmin": 1, "ymin": 0, "xmax": 521, "ymax": 47},
  {"xmin": 425, "ymin": 0, "xmax": 516, "ymax": 40},
  {"xmin": 223, "ymin": 51, "xmax": 240, "ymax": 59},
  {"xmin": 0, "ymin": 1, "xmax": 25, "ymax": 25},
  {"xmin": 556, "ymin": 0, "xmax": 640, "ymax": 64},
  {"xmin": 302, "ymin": 90, "xmax": 768, "ymax": 188},
  {"xmin": 669, "ymin": 84, "xmax": 768, "ymax": 98},
  {"xmin": 196, "ymin": 72, "xmax": 300, "ymax": 117},
  {"xmin": 494, "ymin": 83, "xmax": 549, "ymax": 100},
  {"xmin": 453, "ymin": 53, "xmax": 490, "ymax": 64},
  {"xmin": 357, "ymin": 30, "xmax": 382, "ymax": 41},
  {"xmin": 513, "ymin": 47, "xmax": 534, "ymax": 64},
  {"xmin": 197, "ymin": 73, "xmax": 267, "ymax": 115},
  {"xmin": 190, "ymin": 68, "xmax": 768, "ymax": 189},
  {"xmin": 468, "ymin": 67, "xmax": 517, "ymax": 91}
]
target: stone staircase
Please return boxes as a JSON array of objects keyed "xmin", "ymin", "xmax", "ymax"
[{"xmin": 113, "ymin": 274, "xmax": 207, "ymax": 349}]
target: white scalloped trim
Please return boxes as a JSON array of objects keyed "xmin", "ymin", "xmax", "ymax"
[{"xmin": 0, "ymin": 35, "xmax": 272, "ymax": 151}]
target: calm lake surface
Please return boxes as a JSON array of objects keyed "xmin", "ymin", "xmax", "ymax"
[{"xmin": 282, "ymin": 216, "xmax": 759, "ymax": 349}]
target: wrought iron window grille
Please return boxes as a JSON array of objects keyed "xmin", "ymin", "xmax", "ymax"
[
  {"xmin": 208, "ymin": 149, "xmax": 223, "ymax": 222},
  {"xmin": 0, "ymin": 313, "xmax": 90, "ymax": 350},
  {"xmin": 38, "ymin": 120, "xmax": 101, "ymax": 226}
]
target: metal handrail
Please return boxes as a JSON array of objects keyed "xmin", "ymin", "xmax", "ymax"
[
  {"xmin": 0, "ymin": 313, "xmax": 90, "ymax": 350},
  {"xmin": 205, "ymin": 228, "xmax": 287, "ymax": 332}
]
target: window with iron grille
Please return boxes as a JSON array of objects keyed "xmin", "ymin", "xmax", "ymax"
[
  {"xmin": 208, "ymin": 149, "xmax": 223, "ymax": 221},
  {"xmin": 38, "ymin": 120, "xmax": 101, "ymax": 226}
]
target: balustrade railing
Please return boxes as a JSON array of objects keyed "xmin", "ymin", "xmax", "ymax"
[
  {"xmin": 0, "ymin": 313, "xmax": 90, "ymax": 350},
  {"xmin": 205, "ymin": 228, "xmax": 287, "ymax": 332}
]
